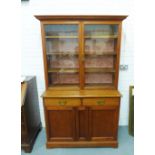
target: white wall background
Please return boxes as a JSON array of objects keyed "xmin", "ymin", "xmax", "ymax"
[{"xmin": 21, "ymin": 0, "xmax": 134, "ymax": 126}]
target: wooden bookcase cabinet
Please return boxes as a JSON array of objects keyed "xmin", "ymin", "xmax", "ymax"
[{"xmin": 35, "ymin": 15, "xmax": 127, "ymax": 148}]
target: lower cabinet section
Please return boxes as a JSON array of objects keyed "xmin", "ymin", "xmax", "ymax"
[{"xmin": 44, "ymin": 97, "xmax": 120, "ymax": 148}]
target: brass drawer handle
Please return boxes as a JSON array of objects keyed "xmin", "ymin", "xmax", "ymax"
[
  {"xmin": 97, "ymin": 100, "xmax": 105, "ymax": 105},
  {"xmin": 58, "ymin": 101, "xmax": 67, "ymax": 106}
]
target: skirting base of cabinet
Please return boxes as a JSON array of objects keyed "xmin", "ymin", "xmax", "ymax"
[
  {"xmin": 46, "ymin": 140, "xmax": 118, "ymax": 148},
  {"xmin": 21, "ymin": 123, "xmax": 42, "ymax": 153}
]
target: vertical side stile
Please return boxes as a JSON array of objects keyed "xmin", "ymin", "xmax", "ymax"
[
  {"xmin": 41, "ymin": 23, "xmax": 49, "ymax": 89},
  {"xmin": 114, "ymin": 22, "xmax": 122, "ymax": 89},
  {"xmin": 79, "ymin": 22, "xmax": 85, "ymax": 89}
]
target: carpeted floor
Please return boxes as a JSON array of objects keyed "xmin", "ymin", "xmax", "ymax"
[{"xmin": 21, "ymin": 126, "xmax": 134, "ymax": 155}]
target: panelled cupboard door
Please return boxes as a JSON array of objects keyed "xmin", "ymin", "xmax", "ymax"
[
  {"xmin": 46, "ymin": 106, "xmax": 76, "ymax": 141},
  {"xmin": 88, "ymin": 105, "xmax": 119, "ymax": 141}
]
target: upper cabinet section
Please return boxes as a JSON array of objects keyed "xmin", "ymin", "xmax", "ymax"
[{"xmin": 35, "ymin": 15, "xmax": 127, "ymax": 90}]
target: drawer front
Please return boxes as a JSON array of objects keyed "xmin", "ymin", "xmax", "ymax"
[
  {"xmin": 83, "ymin": 98, "xmax": 119, "ymax": 106},
  {"xmin": 44, "ymin": 98, "xmax": 81, "ymax": 106}
]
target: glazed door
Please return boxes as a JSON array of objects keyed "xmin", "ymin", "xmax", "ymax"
[
  {"xmin": 46, "ymin": 106, "xmax": 76, "ymax": 141},
  {"xmin": 43, "ymin": 23, "xmax": 80, "ymax": 89},
  {"xmin": 88, "ymin": 105, "xmax": 119, "ymax": 141},
  {"xmin": 83, "ymin": 22, "xmax": 120, "ymax": 89},
  {"xmin": 42, "ymin": 22, "xmax": 121, "ymax": 90}
]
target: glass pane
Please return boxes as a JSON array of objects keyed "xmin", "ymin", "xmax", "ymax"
[
  {"xmin": 84, "ymin": 24, "xmax": 118, "ymax": 88},
  {"xmin": 48, "ymin": 73, "xmax": 79, "ymax": 85},
  {"xmin": 85, "ymin": 38, "xmax": 115, "ymax": 54},
  {"xmin": 44, "ymin": 24, "xmax": 79, "ymax": 87},
  {"xmin": 85, "ymin": 73, "xmax": 113, "ymax": 84},
  {"xmin": 45, "ymin": 25, "xmax": 78, "ymax": 37},
  {"xmin": 46, "ymin": 38, "xmax": 78, "ymax": 54},
  {"xmin": 47, "ymin": 55, "xmax": 79, "ymax": 69},
  {"xmin": 85, "ymin": 25, "xmax": 118, "ymax": 37},
  {"xmin": 85, "ymin": 56, "xmax": 114, "ymax": 68}
]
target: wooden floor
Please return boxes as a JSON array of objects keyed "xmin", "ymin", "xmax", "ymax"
[{"xmin": 21, "ymin": 126, "xmax": 134, "ymax": 155}]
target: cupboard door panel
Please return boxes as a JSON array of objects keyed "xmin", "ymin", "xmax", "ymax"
[
  {"xmin": 89, "ymin": 106, "xmax": 119, "ymax": 141},
  {"xmin": 47, "ymin": 107, "xmax": 76, "ymax": 141}
]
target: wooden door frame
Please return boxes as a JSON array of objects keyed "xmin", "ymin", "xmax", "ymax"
[{"xmin": 40, "ymin": 21, "xmax": 81, "ymax": 90}]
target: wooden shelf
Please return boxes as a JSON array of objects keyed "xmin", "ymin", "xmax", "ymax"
[
  {"xmin": 85, "ymin": 35, "xmax": 117, "ymax": 39},
  {"xmin": 49, "ymin": 84, "xmax": 79, "ymax": 87},
  {"xmin": 45, "ymin": 36, "xmax": 78, "ymax": 39},
  {"xmin": 84, "ymin": 84, "xmax": 115, "ymax": 89},
  {"xmin": 85, "ymin": 52, "xmax": 116, "ymax": 56},
  {"xmin": 46, "ymin": 52, "xmax": 116, "ymax": 56},
  {"xmin": 46, "ymin": 52, "xmax": 78, "ymax": 56},
  {"xmin": 48, "ymin": 68, "xmax": 79, "ymax": 73},
  {"xmin": 48, "ymin": 68, "xmax": 114, "ymax": 73},
  {"xmin": 85, "ymin": 68, "xmax": 115, "ymax": 73}
]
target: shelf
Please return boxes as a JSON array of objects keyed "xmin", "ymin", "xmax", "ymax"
[
  {"xmin": 85, "ymin": 68, "xmax": 115, "ymax": 73},
  {"xmin": 45, "ymin": 36, "xmax": 78, "ymax": 39},
  {"xmin": 84, "ymin": 84, "xmax": 115, "ymax": 89},
  {"xmin": 85, "ymin": 35, "xmax": 117, "ymax": 39},
  {"xmin": 46, "ymin": 52, "xmax": 116, "ymax": 56},
  {"xmin": 85, "ymin": 52, "xmax": 116, "ymax": 56},
  {"xmin": 49, "ymin": 84, "xmax": 79, "ymax": 87},
  {"xmin": 46, "ymin": 52, "xmax": 78, "ymax": 56},
  {"xmin": 48, "ymin": 68, "xmax": 79, "ymax": 73}
]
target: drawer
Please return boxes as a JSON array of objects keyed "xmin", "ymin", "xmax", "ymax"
[
  {"xmin": 44, "ymin": 98, "xmax": 81, "ymax": 106},
  {"xmin": 82, "ymin": 98, "xmax": 120, "ymax": 106}
]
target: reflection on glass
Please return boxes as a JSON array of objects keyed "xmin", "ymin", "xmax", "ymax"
[
  {"xmin": 85, "ymin": 25, "xmax": 118, "ymax": 37},
  {"xmin": 85, "ymin": 73, "xmax": 113, "ymax": 84},
  {"xmin": 45, "ymin": 25, "xmax": 78, "ymax": 37},
  {"xmin": 85, "ymin": 38, "xmax": 115, "ymax": 54},
  {"xmin": 48, "ymin": 73, "xmax": 79, "ymax": 85},
  {"xmin": 85, "ymin": 56, "xmax": 114, "ymax": 68},
  {"xmin": 47, "ymin": 55, "xmax": 79, "ymax": 69},
  {"xmin": 45, "ymin": 25, "xmax": 79, "ymax": 55},
  {"xmin": 46, "ymin": 39, "xmax": 78, "ymax": 54}
]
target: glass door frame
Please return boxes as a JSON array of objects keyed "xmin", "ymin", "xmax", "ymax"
[
  {"xmin": 41, "ymin": 21, "xmax": 81, "ymax": 90},
  {"xmin": 81, "ymin": 21, "xmax": 122, "ymax": 89}
]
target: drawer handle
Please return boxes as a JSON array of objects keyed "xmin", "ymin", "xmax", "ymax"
[
  {"xmin": 58, "ymin": 101, "xmax": 67, "ymax": 106},
  {"xmin": 97, "ymin": 101, "xmax": 105, "ymax": 105}
]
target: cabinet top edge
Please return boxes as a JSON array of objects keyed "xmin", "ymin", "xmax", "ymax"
[
  {"xmin": 41, "ymin": 90, "xmax": 122, "ymax": 98},
  {"xmin": 35, "ymin": 15, "xmax": 128, "ymax": 21}
]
